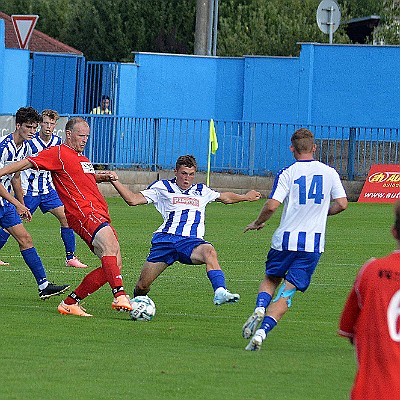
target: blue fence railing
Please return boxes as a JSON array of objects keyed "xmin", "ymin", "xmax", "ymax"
[{"xmin": 78, "ymin": 116, "xmax": 400, "ymax": 179}]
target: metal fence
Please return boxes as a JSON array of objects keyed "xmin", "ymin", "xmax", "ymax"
[{"xmin": 82, "ymin": 116, "xmax": 400, "ymax": 180}]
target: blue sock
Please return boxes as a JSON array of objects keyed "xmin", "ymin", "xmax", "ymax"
[
  {"xmin": 207, "ymin": 270, "xmax": 226, "ymax": 291},
  {"xmin": 61, "ymin": 227, "xmax": 76, "ymax": 260},
  {"xmin": 21, "ymin": 247, "xmax": 47, "ymax": 287},
  {"xmin": 260, "ymin": 316, "xmax": 277, "ymax": 334},
  {"xmin": 256, "ymin": 292, "xmax": 272, "ymax": 309},
  {"xmin": 0, "ymin": 228, "xmax": 11, "ymax": 250}
]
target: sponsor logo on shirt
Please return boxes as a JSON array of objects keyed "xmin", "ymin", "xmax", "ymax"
[
  {"xmin": 80, "ymin": 162, "xmax": 95, "ymax": 173},
  {"xmin": 173, "ymin": 197, "xmax": 199, "ymax": 207}
]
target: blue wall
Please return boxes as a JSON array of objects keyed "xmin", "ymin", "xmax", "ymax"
[{"xmin": 131, "ymin": 44, "xmax": 400, "ymax": 128}]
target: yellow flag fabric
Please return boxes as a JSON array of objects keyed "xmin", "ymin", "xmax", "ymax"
[{"xmin": 210, "ymin": 119, "xmax": 218, "ymax": 154}]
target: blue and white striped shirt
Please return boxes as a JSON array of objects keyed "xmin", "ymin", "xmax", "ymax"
[
  {"xmin": 141, "ymin": 178, "xmax": 220, "ymax": 239},
  {"xmin": 21, "ymin": 133, "xmax": 62, "ymax": 195},
  {"xmin": 269, "ymin": 160, "xmax": 346, "ymax": 253},
  {"xmin": 0, "ymin": 134, "xmax": 30, "ymax": 207}
]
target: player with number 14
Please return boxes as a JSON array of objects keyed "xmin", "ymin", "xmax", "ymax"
[{"xmin": 242, "ymin": 128, "xmax": 348, "ymax": 351}]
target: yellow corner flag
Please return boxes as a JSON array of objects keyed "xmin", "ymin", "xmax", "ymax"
[
  {"xmin": 207, "ymin": 119, "xmax": 218, "ymax": 186},
  {"xmin": 210, "ymin": 118, "xmax": 218, "ymax": 154}
]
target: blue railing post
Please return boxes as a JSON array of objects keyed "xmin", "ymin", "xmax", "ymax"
[
  {"xmin": 348, "ymin": 127, "xmax": 357, "ymax": 180},
  {"xmin": 152, "ymin": 118, "xmax": 160, "ymax": 171}
]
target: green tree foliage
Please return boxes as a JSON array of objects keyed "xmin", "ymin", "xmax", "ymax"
[
  {"xmin": 1, "ymin": 0, "xmax": 398, "ymax": 60},
  {"xmin": 217, "ymin": 0, "xmax": 349, "ymax": 57}
]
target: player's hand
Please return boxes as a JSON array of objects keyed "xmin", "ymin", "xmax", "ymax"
[
  {"xmin": 97, "ymin": 171, "xmax": 118, "ymax": 182},
  {"xmin": 246, "ymin": 190, "xmax": 262, "ymax": 202},
  {"xmin": 17, "ymin": 206, "xmax": 32, "ymax": 222},
  {"xmin": 244, "ymin": 221, "xmax": 265, "ymax": 232},
  {"xmin": 107, "ymin": 171, "xmax": 119, "ymax": 181}
]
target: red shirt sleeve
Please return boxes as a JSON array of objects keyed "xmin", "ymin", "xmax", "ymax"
[
  {"xmin": 27, "ymin": 146, "xmax": 62, "ymax": 171},
  {"xmin": 338, "ymin": 285, "xmax": 360, "ymax": 338}
]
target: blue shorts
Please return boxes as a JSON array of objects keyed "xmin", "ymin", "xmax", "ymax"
[
  {"xmin": 24, "ymin": 189, "xmax": 63, "ymax": 214},
  {"xmin": 147, "ymin": 232, "xmax": 209, "ymax": 265},
  {"xmin": 265, "ymin": 248, "xmax": 321, "ymax": 292},
  {"xmin": 0, "ymin": 202, "xmax": 22, "ymax": 229}
]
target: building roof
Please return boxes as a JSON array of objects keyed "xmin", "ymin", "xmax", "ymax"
[{"xmin": 0, "ymin": 11, "xmax": 83, "ymax": 55}]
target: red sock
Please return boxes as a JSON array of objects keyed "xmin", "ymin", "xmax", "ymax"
[
  {"xmin": 64, "ymin": 267, "xmax": 107, "ymax": 305},
  {"xmin": 101, "ymin": 255, "xmax": 126, "ymax": 297}
]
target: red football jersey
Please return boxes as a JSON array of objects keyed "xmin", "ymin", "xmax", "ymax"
[
  {"xmin": 27, "ymin": 144, "xmax": 110, "ymax": 224},
  {"xmin": 339, "ymin": 251, "xmax": 400, "ymax": 400}
]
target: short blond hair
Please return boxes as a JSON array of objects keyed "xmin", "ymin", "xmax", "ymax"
[{"xmin": 41, "ymin": 109, "xmax": 59, "ymax": 121}]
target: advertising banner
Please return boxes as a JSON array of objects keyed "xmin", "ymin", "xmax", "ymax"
[{"xmin": 358, "ymin": 164, "xmax": 400, "ymax": 203}]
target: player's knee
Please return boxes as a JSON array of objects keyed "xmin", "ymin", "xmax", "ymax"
[
  {"xmin": 273, "ymin": 283, "xmax": 297, "ymax": 307},
  {"xmin": 203, "ymin": 245, "xmax": 218, "ymax": 262},
  {"xmin": 15, "ymin": 230, "xmax": 33, "ymax": 249}
]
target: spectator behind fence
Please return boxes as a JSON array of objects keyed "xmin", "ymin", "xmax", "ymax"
[
  {"xmin": 339, "ymin": 201, "xmax": 400, "ymax": 400},
  {"xmin": 90, "ymin": 95, "xmax": 111, "ymax": 114}
]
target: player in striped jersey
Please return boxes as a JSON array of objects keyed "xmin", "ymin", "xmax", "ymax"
[
  {"xmin": 0, "ymin": 110, "xmax": 87, "ymax": 268},
  {"xmin": 242, "ymin": 128, "xmax": 348, "ymax": 351},
  {"xmin": 109, "ymin": 155, "xmax": 262, "ymax": 307},
  {"xmin": 0, "ymin": 107, "xmax": 69, "ymax": 299}
]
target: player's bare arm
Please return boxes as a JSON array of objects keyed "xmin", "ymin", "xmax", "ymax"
[
  {"xmin": 110, "ymin": 180, "xmax": 147, "ymax": 206},
  {"xmin": 244, "ymin": 198, "xmax": 281, "ymax": 232},
  {"xmin": 328, "ymin": 197, "xmax": 348, "ymax": 216},
  {"xmin": 11, "ymin": 172, "xmax": 25, "ymax": 205},
  {"xmin": 217, "ymin": 189, "xmax": 262, "ymax": 204}
]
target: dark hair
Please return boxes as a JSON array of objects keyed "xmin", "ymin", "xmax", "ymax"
[
  {"xmin": 101, "ymin": 95, "xmax": 110, "ymax": 101},
  {"xmin": 175, "ymin": 155, "xmax": 197, "ymax": 170},
  {"xmin": 291, "ymin": 128, "xmax": 315, "ymax": 154},
  {"xmin": 15, "ymin": 107, "xmax": 40, "ymax": 125},
  {"xmin": 65, "ymin": 116, "xmax": 88, "ymax": 132},
  {"xmin": 395, "ymin": 201, "xmax": 400, "ymax": 238}
]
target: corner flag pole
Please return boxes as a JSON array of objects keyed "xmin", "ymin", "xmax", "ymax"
[{"xmin": 207, "ymin": 119, "xmax": 218, "ymax": 186}]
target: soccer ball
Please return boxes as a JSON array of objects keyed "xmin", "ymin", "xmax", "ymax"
[{"xmin": 129, "ymin": 296, "xmax": 156, "ymax": 321}]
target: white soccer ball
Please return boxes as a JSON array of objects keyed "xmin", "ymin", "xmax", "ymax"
[{"xmin": 129, "ymin": 295, "xmax": 156, "ymax": 321}]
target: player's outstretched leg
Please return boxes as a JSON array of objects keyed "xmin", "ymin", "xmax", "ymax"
[
  {"xmin": 242, "ymin": 307, "xmax": 265, "ymax": 339},
  {"xmin": 213, "ymin": 287, "xmax": 240, "ymax": 305}
]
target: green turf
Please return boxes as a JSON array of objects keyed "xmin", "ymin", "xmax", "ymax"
[{"xmin": 0, "ymin": 199, "xmax": 395, "ymax": 399}]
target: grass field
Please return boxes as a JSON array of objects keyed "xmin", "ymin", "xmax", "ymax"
[{"xmin": 0, "ymin": 199, "xmax": 395, "ymax": 400}]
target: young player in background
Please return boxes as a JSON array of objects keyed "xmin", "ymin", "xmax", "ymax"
[
  {"xmin": 0, "ymin": 107, "xmax": 69, "ymax": 299},
  {"xmin": 0, "ymin": 109, "xmax": 87, "ymax": 268},
  {"xmin": 339, "ymin": 201, "xmax": 400, "ymax": 400},
  {"xmin": 110, "ymin": 154, "xmax": 261, "ymax": 306},
  {"xmin": 242, "ymin": 128, "xmax": 348, "ymax": 351}
]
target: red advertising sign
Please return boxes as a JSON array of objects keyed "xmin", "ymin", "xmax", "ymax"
[{"xmin": 358, "ymin": 164, "xmax": 400, "ymax": 203}]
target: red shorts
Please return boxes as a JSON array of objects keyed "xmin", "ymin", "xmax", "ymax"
[{"xmin": 68, "ymin": 212, "xmax": 117, "ymax": 252}]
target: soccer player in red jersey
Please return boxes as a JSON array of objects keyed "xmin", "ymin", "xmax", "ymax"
[
  {"xmin": 0, "ymin": 117, "xmax": 132, "ymax": 317},
  {"xmin": 339, "ymin": 200, "xmax": 400, "ymax": 400}
]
